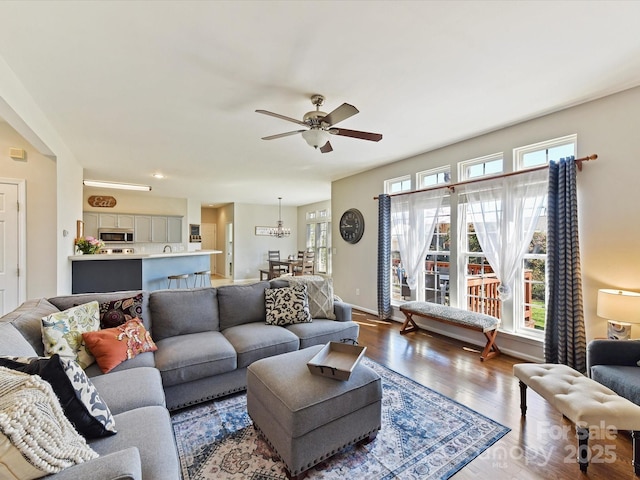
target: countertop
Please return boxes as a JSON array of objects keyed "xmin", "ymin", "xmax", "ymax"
[{"xmin": 69, "ymin": 249, "xmax": 222, "ymax": 261}]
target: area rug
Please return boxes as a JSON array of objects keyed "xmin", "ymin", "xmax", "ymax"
[{"xmin": 171, "ymin": 358, "xmax": 510, "ymax": 479}]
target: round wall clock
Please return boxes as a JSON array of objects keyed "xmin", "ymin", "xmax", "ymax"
[{"xmin": 339, "ymin": 208, "xmax": 365, "ymax": 244}]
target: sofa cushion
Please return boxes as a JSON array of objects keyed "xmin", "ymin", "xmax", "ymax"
[
  {"xmin": 1, "ymin": 298, "xmax": 59, "ymax": 356},
  {"xmin": 90, "ymin": 367, "xmax": 166, "ymax": 415},
  {"xmin": 89, "ymin": 406, "xmax": 180, "ymax": 480},
  {"xmin": 591, "ymin": 365, "xmax": 640, "ymax": 405},
  {"xmin": 99, "ymin": 293, "xmax": 144, "ymax": 328},
  {"xmin": 286, "ymin": 319, "xmax": 360, "ymax": 349},
  {"xmin": 0, "ymin": 367, "xmax": 98, "ymax": 478},
  {"xmin": 265, "ymin": 284, "xmax": 312, "ymax": 326},
  {"xmin": 222, "ymin": 323, "xmax": 299, "ymax": 368},
  {"xmin": 83, "ymin": 318, "xmax": 158, "ymax": 373},
  {"xmin": 41, "ymin": 301, "xmax": 100, "ymax": 369},
  {"xmin": 0, "ymin": 354, "xmax": 117, "ymax": 438},
  {"xmin": 0, "ymin": 322, "xmax": 38, "ymax": 357},
  {"xmin": 149, "ymin": 288, "xmax": 219, "ymax": 341},
  {"xmin": 217, "ymin": 281, "xmax": 269, "ymax": 330},
  {"xmin": 154, "ymin": 331, "xmax": 236, "ymax": 387}
]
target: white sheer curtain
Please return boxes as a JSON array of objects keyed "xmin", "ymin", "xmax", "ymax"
[
  {"xmin": 391, "ymin": 190, "xmax": 443, "ymax": 291},
  {"xmin": 461, "ymin": 169, "xmax": 547, "ymax": 300}
]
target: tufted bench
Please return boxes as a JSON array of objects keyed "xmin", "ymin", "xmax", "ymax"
[
  {"xmin": 399, "ymin": 301, "xmax": 501, "ymax": 361},
  {"xmin": 514, "ymin": 363, "xmax": 640, "ymax": 474}
]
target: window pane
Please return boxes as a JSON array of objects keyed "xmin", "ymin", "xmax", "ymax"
[
  {"xmin": 548, "ymin": 143, "xmax": 575, "ymax": 161},
  {"xmin": 522, "ymin": 150, "xmax": 547, "ymax": 167}
]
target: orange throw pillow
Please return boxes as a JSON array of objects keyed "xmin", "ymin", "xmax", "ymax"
[{"xmin": 82, "ymin": 318, "xmax": 157, "ymax": 373}]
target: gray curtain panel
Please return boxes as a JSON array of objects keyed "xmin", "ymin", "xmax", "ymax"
[
  {"xmin": 544, "ymin": 156, "xmax": 587, "ymax": 372},
  {"xmin": 378, "ymin": 194, "xmax": 393, "ymax": 319}
]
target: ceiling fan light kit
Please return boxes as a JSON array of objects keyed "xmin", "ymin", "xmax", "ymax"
[{"xmin": 256, "ymin": 94, "xmax": 382, "ymax": 153}]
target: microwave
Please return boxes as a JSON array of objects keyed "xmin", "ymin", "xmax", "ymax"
[{"xmin": 98, "ymin": 228, "xmax": 134, "ymax": 243}]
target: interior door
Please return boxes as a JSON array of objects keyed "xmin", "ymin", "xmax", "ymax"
[
  {"xmin": 0, "ymin": 182, "xmax": 20, "ymax": 315},
  {"xmin": 201, "ymin": 222, "xmax": 217, "ymax": 275}
]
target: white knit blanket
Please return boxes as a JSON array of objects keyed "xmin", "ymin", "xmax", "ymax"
[{"xmin": 0, "ymin": 367, "xmax": 98, "ymax": 474}]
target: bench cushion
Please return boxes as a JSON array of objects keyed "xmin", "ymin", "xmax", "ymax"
[{"xmin": 400, "ymin": 301, "xmax": 499, "ymax": 332}]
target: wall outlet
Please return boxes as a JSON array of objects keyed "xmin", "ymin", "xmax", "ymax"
[{"xmin": 356, "ymin": 288, "xmax": 360, "ymax": 296}]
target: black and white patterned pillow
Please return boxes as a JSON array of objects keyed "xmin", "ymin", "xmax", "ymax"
[
  {"xmin": 265, "ymin": 284, "xmax": 312, "ymax": 326},
  {"xmin": 0, "ymin": 354, "xmax": 117, "ymax": 438}
]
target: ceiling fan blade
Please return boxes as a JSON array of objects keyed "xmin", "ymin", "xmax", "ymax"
[
  {"xmin": 319, "ymin": 141, "xmax": 333, "ymax": 153},
  {"xmin": 321, "ymin": 103, "xmax": 359, "ymax": 126},
  {"xmin": 330, "ymin": 128, "xmax": 383, "ymax": 142},
  {"xmin": 256, "ymin": 109, "xmax": 308, "ymax": 127},
  {"xmin": 261, "ymin": 130, "xmax": 306, "ymax": 140}
]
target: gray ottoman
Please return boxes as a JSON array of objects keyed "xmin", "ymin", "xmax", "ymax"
[{"xmin": 247, "ymin": 345, "xmax": 382, "ymax": 479}]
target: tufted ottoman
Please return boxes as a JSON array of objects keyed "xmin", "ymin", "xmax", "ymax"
[
  {"xmin": 247, "ymin": 345, "xmax": 382, "ymax": 479},
  {"xmin": 514, "ymin": 363, "xmax": 640, "ymax": 474}
]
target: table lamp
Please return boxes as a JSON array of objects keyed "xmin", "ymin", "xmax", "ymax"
[{"xmin": 597, "ymin": 289, "xmax": 640, "ymax": 340}]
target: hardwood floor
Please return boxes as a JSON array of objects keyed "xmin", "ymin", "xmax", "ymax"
[{"xmin": 354, "ymin": 310, "xmax": 635, "ymax": 480}]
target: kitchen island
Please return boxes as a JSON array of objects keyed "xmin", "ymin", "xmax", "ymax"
[{"xmin": 69, "ymin": 250, "xmax": 222, "ymax": 294}]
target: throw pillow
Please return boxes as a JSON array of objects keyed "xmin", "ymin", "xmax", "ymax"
[
  {"xmin": 284, "ymin": 275, "xmax": 336, "ymax": 319},
  {"xmin": 0, "ymin": 367, "xmax": 98, "ymax": 479},
  {"xmin": 82, "ymin": 318, "xmax": 158, "ymax": 373},
  {"xmin": 0, "ymin": 354, "xmax": 117, "ymax": 438},
  {"xmin": 265, "ymin": 284, "xmax": 312, "ymax": 326},
  {"xmin": 99, "ymin": 293, "xmax": 143, "ymax": 328},
  {"xmin": 41, "ymin": 301, "xmax": 100, "ymax": 369}
]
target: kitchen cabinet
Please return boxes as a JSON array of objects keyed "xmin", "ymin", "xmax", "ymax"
[
  {"xmin": 134, "ymin": 216, "xmax": 152, "ymax": 243},
  {"xmin": 151, "ymin": 216, "xmax": 169, "ymax": 243},
  {"xmin": 83, "ymin": 213, "xmax": 99, "ymax": 238},
  {"xmin": 97, "ymin": 213, "xmax": 135, "ymax": 229},
  {"xmin": 168, "ymin": 216, "xmax": 182, "ymax": 243},
  {"xmin": 83, "ymin": 212, "xmax": 182, "ymax": 243}
]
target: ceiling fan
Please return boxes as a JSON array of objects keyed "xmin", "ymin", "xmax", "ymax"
[{"xmin": 256, "ymin": 94, "xmax": 382, "ymax": 153}]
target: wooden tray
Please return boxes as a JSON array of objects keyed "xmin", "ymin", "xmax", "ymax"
[{"xmin": 307, "ymin": 342, "xmax": 367, "ymax": 381}]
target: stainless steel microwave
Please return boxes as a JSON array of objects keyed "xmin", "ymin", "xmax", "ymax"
[{"xmin": 98, "ymin": 228, "xmax": 134, "ymax": 243}]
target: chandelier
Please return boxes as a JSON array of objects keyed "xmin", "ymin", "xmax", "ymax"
[{"xmin": 268, "ymin": 197, "xmax": 291, "ymax": 238}]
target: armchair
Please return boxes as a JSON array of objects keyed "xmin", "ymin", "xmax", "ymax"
[{"xmin": 587, "ymin": 339, "xmax": 640, "ymax": 405}]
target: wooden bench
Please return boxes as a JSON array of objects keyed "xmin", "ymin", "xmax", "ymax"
[
  {"xmin": 399, "ymin": 301, "xmax": 501, "ymax": 361},
  {"xmin": 514, "ymin": 363, "xmax": 640, "ymax": 474}
]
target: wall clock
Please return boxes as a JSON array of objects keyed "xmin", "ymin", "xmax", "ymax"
[{"xmin": 339, "ymin": 208, "xmax": 365, "ymax": 244}]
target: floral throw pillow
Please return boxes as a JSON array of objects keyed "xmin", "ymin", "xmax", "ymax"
[
  {"xmin": 99, "ymin": 294, "xmax": 143, "ymax": 328},
  {"xmin": 82, "ymin": 318, "xmax": 158, "ymax": 373},
  {"xmin": 41, "ymin": 301, "xmax": 100, "ymax": 369},
  {"xmin": 265, "ymin": 284, "xmax": 312, "ymax": 326}
]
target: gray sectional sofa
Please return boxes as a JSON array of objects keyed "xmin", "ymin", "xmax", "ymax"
[{"xmin": 0, "ymin": 279, "xmax": 357, "ymax": 480}]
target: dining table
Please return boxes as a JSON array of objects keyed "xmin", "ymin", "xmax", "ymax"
[{"xmin": 269, "ymin": 259, "xmax": 301, "ymax": 275}]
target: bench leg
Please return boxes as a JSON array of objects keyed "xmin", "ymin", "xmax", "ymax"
[
  {"xmin": 400, "ymin": 312, "xmax": 420, "ymax": 335},
  {"xmin": 576, "ymin": 426, "xmax": 590, "ymax": 472},
  {"xmin": 480, "ymin": 329, "xmax": 501, "ymax": 361},
  {"xmin": 633, "ymin": 430, "xmax": 640, "ymax": 476},
  {"xmin": 518, "ymin": 381, "xmax": 527, "ymax": 416}
]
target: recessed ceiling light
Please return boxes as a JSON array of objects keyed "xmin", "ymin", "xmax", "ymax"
[
  {"xmin": 83, "ymin": 180, "xmax": 152, "ymax": 191},
  {"xmin": 153, "ymin": 173, "xmax": 165, "ymax": 179}
]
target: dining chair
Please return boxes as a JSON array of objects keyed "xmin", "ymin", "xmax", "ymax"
[
  {"xmin": 268, "ymin": 250, "xmax": 287, "ymax": 278},
  {"xmin": 294, "ymin": 250, "xmax": 315, "ymax": 275}
]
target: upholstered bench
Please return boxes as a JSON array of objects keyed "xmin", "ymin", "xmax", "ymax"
[
  {"xmin": 514, "ymin": 363, "xmax": 640, "ymax": 474},
  {"xmin": 247, "ymin": 345, "xmax": 382, "ymax": 479},
  {"xmin": 399, "ymin": 301, "xmax": 501, "ymax": 361}
]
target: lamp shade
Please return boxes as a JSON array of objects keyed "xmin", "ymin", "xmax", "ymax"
[{"xmin": 597, "ymin": 289, "xmax": 640, "ymax": 323}]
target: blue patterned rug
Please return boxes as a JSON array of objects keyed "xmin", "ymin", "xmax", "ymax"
[{"xmin": 171, "ymin": 358, "xmax": 510, "ymax": 479}]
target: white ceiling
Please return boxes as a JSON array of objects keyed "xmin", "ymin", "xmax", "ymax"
[{"xmin": 1, "ymin": 1, "xmax": 640, "ymax": 207}]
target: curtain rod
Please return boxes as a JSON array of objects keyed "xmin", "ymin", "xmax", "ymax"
[{"xmin": 373, "ymin": 154, "xmax": 597, "ymax": 200}]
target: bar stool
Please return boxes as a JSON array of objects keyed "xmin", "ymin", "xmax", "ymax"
[
  {"xmin": 193, "ymin": 270, "xmax": 211, "ymax": 287},
  {"xmin": 167, "ymin": 274, "xmax": 189, "ymax": 289}
]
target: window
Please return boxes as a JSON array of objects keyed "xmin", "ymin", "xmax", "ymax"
[
  {"xmin": 305, "ymin": 208, "xmax": 332, "ymax": 275},
  {"xmin": 386, "ymin": 137, "xmax": 576, "ymax": 341},
  {"xmin": 385, "ymin": 175, "xmax": 411, "ymax": 194}
]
